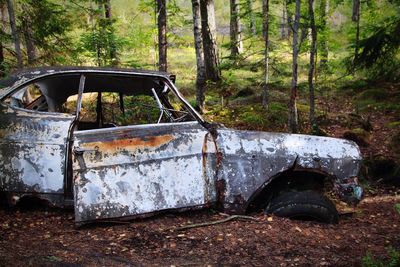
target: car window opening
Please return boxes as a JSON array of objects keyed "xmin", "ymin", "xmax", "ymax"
[{"xmin": 6, "ymin": 73, "xmax": 195, "ymax": 130}]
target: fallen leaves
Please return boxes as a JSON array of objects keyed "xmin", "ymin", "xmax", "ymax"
[{"xmin": 0, "ymin": 194, "xmax": 399, "ymax": 266}]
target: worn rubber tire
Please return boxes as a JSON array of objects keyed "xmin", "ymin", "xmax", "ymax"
[{"xmin": 266, "ymin": 190, "xmax": 339, "ymax": 224}]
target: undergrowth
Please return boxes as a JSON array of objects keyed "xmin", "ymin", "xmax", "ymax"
[{"xmin": 362, "ymin": 247, "xmax": 400, "ymax": 267}]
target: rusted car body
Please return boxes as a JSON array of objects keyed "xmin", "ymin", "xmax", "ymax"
[{"xmin": 0, "ymin": 67, "xmax": 362, "ymax": 224}]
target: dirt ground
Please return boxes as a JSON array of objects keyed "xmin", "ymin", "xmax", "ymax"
[{"xmin": 0, "ymin": 190, "xmax": 399, "ymax": 266}]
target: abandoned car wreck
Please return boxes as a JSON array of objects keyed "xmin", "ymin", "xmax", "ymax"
[{"xmin": 0, "ymin": 67, "xmax": 363, "ymax": 224}]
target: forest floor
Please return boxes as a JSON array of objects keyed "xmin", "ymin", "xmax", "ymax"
[
  {"xmin": 0, "ymin": 190, "xmax": 399, "ymax": 266},
  {"xmin": 1, "ymin": 82, "xmax": 400, "ymax": 266}
]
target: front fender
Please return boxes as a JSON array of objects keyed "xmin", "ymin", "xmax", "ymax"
[{"xmin": 214, "ymin": 129, "xmax": 362, "ymax": 212}]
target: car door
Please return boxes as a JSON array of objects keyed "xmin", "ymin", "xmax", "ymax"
[
  {"xmin": 72, "ymin": 121, "xmax": 217, "ymax": 223},
  {"xmin": 0, "ymin": 95, "xmax": 75, "ymax": 197}
]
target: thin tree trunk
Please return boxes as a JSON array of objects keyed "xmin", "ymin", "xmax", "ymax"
[
  {"xmin": 20, "ymin": 1, "xmax": 36, "ymax": 64},
  {"xmin": 23, "ymin": 29, "xmax": 36, "ymax": 65},
  {"xmin": 0, "ymin": 3, "xmax": 6, "ymax": 77},
  {"xmin": 246, "ymin": 0, "xmax": 256, "ymax": 36},
  {"xmin": 104, "ymin": 0, "xmax": 111, "ymax": 18},
  {"xmin": 308, "ymin": 0, "xmax": 317, "ymax": 127},
  {"xmin": 6, "ymin": 0, "xmax": 22, "ymax": 68},
  {"xmin": 352, "ymin": 0, "xmax": 360, "ymax": 66},
  {"xmin": 298, "ymin": 24, "xmax": 308, "ymax": 50},
  {"xmin": 352, "ymin": 0, "xmax": 360, "ymax": 22},
  {"xmin": 262, "ymin": 0, "xmax": 269, "ymax": 108},
  {"xmin": 157, "ymin": 0, "xmax": 167, "ymax": 72},
  {"xmin": 104, "ymin": 0, "xmax": 117, "ymax": 65},
  {"xmin": 286, "ymin": 0, "xmax": 292, "ymax": 39},
  {"xmin": 230, "ymin": 0, "xmax": 243, "ymax": 58},
  {"xmin": 0, "ymin": 42, "xmax": 4, "ymax": 76},
  {"xmin": 280, "ymin": 5, "xmax": 287, "ymax": 39},
  {"xmin": 192, "ymin": 0, "xmax": 207, "ymax": 113},
  {"xmin": 289, "ymin": 0, "xmax": 300, "ymax": 133},
  {"xmin": 319, "ymin": 0, "xmax": 328, "ymax": 69},
  {"xmin": 200, "ymin": 0, "xmax": 221, "ymax": 82},
  {"xmin": 89, "ymin": 1, "xmax": 101, "ymax": 66},
  {"xmin": 21, "ymin": 7, "xmax": 36, "ymax": 66}
]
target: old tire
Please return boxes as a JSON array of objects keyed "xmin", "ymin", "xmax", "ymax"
[{"xmin": 266, "ymin": 190, "xmax": 339, "ymax": 224}]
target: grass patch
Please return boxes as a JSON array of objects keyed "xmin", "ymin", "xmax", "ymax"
[
  {"xmin": 204, "ymin": 101, "xmax": 288, "ymax": 131},
  {"xmin": 387, "ymin": 121, "xmax": 400, "ymax": 128},
  {"xmin": 362, "ymin": 247, "xmax": 400, "ymax": 267},
  {"xmin": 395, "ymin": 203, "xmax": 400, "ymax": 215},
  {"xmin": 357, "ymin": 88, "xmax": 389, "ymax": 101}
]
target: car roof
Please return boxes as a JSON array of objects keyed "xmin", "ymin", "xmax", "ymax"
[{"xmin": 0, "ymin": 66, "xmax": 173, "ymax": 99}]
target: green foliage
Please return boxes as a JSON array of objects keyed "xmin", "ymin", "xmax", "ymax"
[
  {"xmin": 357, "ymin": 89, "xmax": 389, "ymax": 101},
  {"xmin": 362, "ymin": 247, "xmax": 400, "ymax": 267},
  {"xmin": 17, "ymin": 0, "xmax": 73, "ymax": 63},
  {"xmin": 348, "ymin": 0, "xmax": 400, "ymax": 79},
  {"xmin": 387, "ymin": 121, "xmax": 400, "ymax": 128},
  {"xmin": 79, "ymin": 4, "xmax": 126, "ymax": 66},
  {"xmin": 241, "ymin": 110, "xmax": 265, "ymax": 125},
  {"xmin": 45, "ymin": 255, "xmax": 62, "ymax": 262},
  {"xmin": 395, "ymin": 203, "xmax": 400, "ymax": 215},
  {"xmin": 116, "ymin": 95, "xmax": 160, "ymax": 125},
  {"xmin": 1, "ymin": 0, "xmax": 398, "ymax": 135},
  {"xmin": 391, "ymin": 130, "xmax": 400, "ymax": 156}
]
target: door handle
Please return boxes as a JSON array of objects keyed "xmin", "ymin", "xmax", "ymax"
[{"xmin": 73, "ymin": 147, "xmax": 98, "ymax": 154}]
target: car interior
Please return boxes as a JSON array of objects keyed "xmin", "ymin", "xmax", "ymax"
[{"xmin": 7, "ymin": 73, "xmax": 195, "ymax": 130}]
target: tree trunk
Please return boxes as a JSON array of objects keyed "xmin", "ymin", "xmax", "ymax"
[
  {"xmin": 352, "ymin": 0, "xmax": 360, "ymax": 22},
  {"xmin": 245, "ymin": 0, "xmax": 256, "ymax": 36},
  {"xmin": 200, "ymin": 0, "xmax": 221, "ymax": 82},
  {"xmin": 23, "ymin": 27, "xmax": 36, "ymax": 65},
  {"xmin": 20, "ymin": 0, "xmax": 36, "ymax": 64},
  {"xmin": 319, "ymin": 0, "xmax": 328, "ymax": 69},
  {"xmin": 104, "ymin": 0, "xmax": 111, "ymax": 18},
  {"xmin": 288, "ymin": 0, "xmax": 300, "ymax": 133},
  {"xmin": 308, "ymin": 0, "xmax": 317, "ymax": 126},
  {"xmin": 352, "ymin": 0, "xmax": 360, "ymax": 65},
  {"xmin": 230, "ymin": 0, "xmax": 243, "ymax": 58},
  {"xmin": 192, "ymin": 0, "xmax": 206, "ymax": 113},
  {"xmin": 286, "ymin": 0, "xmax": 292, "ymax": 39},
  {"xmin": 262, "ymin": 0, "xmax": 269, "ymax": 109},
  {"xmin": 104, "ymin": 0, "xmax": 118, "ymax": 66},
  {"xmin": 280, "ymin": 5, "xmax": 287, "ymax": 39},
  {"xmin": 157, "ymin": 0, "xmax": 167, "ymax": 72},
  {"xmin": 6, "ymin": 0, "xmax": 22, "ymax": 68},
  {"xmin": 298, "ymin": 24, "xmax": 308, "ymax": 50},
  {"xmin": 0, "ymin": 3, "xmax": 6, "ymax": 77}
]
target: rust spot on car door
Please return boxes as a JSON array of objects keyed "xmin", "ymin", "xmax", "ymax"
[{"xmin": 81, "ymin": 134, "xmax": 174, "ymax": 152}]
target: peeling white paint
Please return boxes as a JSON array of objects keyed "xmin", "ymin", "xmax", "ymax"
[{"xmin": 73, "ymin": 122, "xmax": 217, "ymax": 222}]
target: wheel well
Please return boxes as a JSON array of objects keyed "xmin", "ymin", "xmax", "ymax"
[
  {"xmin": 0, "ymin": 192, "xmax": 57, "ymax": 210},
  {"xmin": 17, "ymin": 195, "xmax": 51, "ymax": 210},
  {"xmin": 245, "ymin": 170, "xmax": 329, "ymax": 213}
]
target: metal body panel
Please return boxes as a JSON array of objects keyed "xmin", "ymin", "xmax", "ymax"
[
  {"xmin": 72, "ymin": 122, "xmax": 217, "ymax": 223},
  {"xmin": 214, "ymin": 129, "xmax": 362, "ymax": 211},
  {"xmin": 0, "ymin": 105, "xmax": 74, "ymax": 193}
]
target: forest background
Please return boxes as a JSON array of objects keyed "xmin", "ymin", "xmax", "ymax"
[
  {"xmin": 1, "ymin": 0, "xmax": 399, "ymax": 183},
  {"xmin": 0, "ymin": 0, "xmax": 399, "ymax": 129},
  {"xmin": 0, "ymin": 1, "xmax": 400, "ymax": 265}
]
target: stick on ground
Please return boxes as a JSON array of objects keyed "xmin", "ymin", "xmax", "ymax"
[{"xmin": 172, "ymin": 215, "xmax": 260, "ymax": 231}]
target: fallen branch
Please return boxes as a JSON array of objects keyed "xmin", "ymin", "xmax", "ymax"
[{"xmin": 172, "ymin": 215, "xmax": 260, "ymax": 231}]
